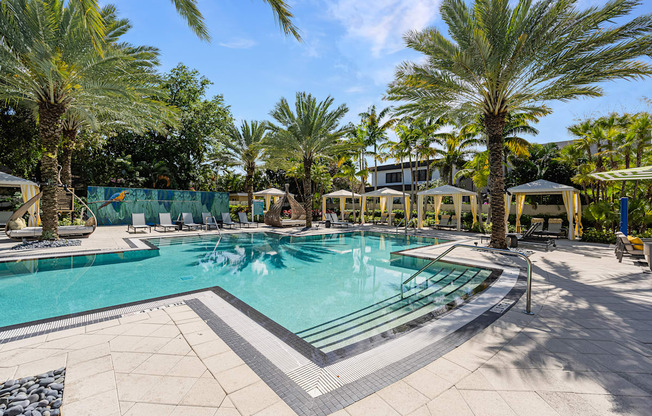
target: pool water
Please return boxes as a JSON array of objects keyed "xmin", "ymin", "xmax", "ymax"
[{"xmin": 0, "ymin": 232, "xmax": 447, "ymax": 330}]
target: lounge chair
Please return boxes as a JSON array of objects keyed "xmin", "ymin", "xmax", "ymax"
[
  {"xmin": 181, "ymin": 212, "xmax": 202, "ymax": 231},
  {"xmin": 535, "ymin": 218, "xmax": 565, "ymax": 239},
  {"xmin": 202, "ymin": 213, "xmax": 219, "ymax": 230},
  {"xmin": 615, "ymin": 233, "xmax": 647, "ymax": 263},
  {"xmin": 128, "ymin": 213, "xmax": 151, "ymax": 233},
  {"xmin": 221, "ymin": 212, "xmax": 238, "ymax": 229},
  {"xmin": 156, "ymin": 213, "xmax": 177, "ymax": 232},
  {"xmin": 434, "ymin": 215, "xmax": 456, "ymax": 230},
  {"xmin": 238, "ymin": 212, "xmax": 259, "ymax": 228},
  {"xmin": 517, "ymin": 223, "xmax": 556, "ymax": 250},
  {"xmin": 374, "ymin": 212, "xmax": 395, "ymax": 226},
  {"xmin": 329, "ymin": 213, "xmax": 352, "ymax": 227}
]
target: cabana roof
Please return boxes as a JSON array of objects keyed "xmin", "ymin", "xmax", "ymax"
[
  {"xmin": 323, "ymin": 189, "xmax": 362, "ymax": 198},
  {"xmin": 253, "ymin": 187, "xmax": 286, "ymax": 197},
  {"xmin": 417, "ymin": 185, "xmax": 475, "ymax": 196},
  {"xmin": 507, "ymin": 179, "xmax": 577, "ymax": 195},
  {"xmin": 363, "ymin": 187, "xmax": 406, "ymax": 197},
  {"xmin": 0, "ymin": 171, "xmax": 37, "ymax": 187},
  {"xmin": 591, "ymin": 166, "xmax": 652, "ymax": 181}
]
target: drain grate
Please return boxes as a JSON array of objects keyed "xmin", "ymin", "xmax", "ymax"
[{"xmin": 489, "ymin": 300, "xmax": 515, "ymax": 314}]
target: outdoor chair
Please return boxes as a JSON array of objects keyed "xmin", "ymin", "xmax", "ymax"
[
  {"xmin": 528, "ymin": 218, "xmax": 544, "ymax": 233},
  {"xmin": 615, "ymin": 233, "xmax": 646, "ymax": 263},
  {"xmin": 202, "ymin": 213, "xmax": 219, "ymax": 230},
  {"xmin": 128, "ymin": 213, "xmax": 151, "ymax": 233},
  {"xmin": 238, "ymin": 212, "xmax": 259, "ymax": 228},
  {"xmin": 374, "ymin": 212, "xmax": 389, "ymax": 225},
  {"xmin": 434, "ymin": 215, "xmax": 456, "ymax": 230},
  {"xmin": 329, "ymin": 213, "xmax": 352, "ymax": 227},
  {"xmin": 518, "ymin": 223, "xmax": 556, "ymax": 250},
  {"xmin": 181, "ymin": 212, "xmax": 202, "ymax": 231},
  {"xmin": 221, "ymin": 212, "xmax": 238, "ymax": 229},
  {"xmin": 155, "ymin": 213, "xmax": 177, "ymax": 232},
  {"xmin": 535, "ymin": 218, "xmax": 565, "ymax": 239}
]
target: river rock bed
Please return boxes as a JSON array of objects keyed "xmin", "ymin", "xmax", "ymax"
[
  {"xmin": 12, "ymin": 240, "xmax": 81, "ymax": 251},
  {"xmin": 0, "ymin": 368, "xmax": 65, "ymax": 416}
]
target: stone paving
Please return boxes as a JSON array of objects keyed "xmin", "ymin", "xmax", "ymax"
[{"xmin": 0, "ymin": 226, "xmax": 651, "ymax": 415}]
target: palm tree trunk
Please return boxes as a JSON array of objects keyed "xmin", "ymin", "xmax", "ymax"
[
  {"xmin": 61, "ymin": 129, "xmax": 77, "ymax": 187},
  {"xmin": 39, "ymin": 102, "xmax": 66, "ymax": 240},
  {"xmin": 303, "ymin": 157, "xmax": 313, "ymax": 227},
  {"xmin": 245, "ymin": 163, "xmax": 255, "ymax": 213},
  {"xmin": 634, "ymin": 147, "xmax": 642, "ymax": 199},
  {"xmin": 485, "ymin": 113, "xmax": 507, "ymax": 249},
  {"xmin": 373, "ymin": 145, "xmax": 378, "ymax": 217}
]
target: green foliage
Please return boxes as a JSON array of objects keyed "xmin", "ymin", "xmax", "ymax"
[
  {"xmin": 0, "ymin": 106, "xmax": 40, "ymax": 179},
  {"xmin": 581, "ymin": 228, "xmax": 617, "ymax": 244},
  {"xmin": 74, "ymin": 64, "xmax": 233, "ymax": 190}
]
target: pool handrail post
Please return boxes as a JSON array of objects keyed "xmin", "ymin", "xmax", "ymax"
[{"xmin": 400, "ymin": 243, "xmax": 534, "ymax": 315}]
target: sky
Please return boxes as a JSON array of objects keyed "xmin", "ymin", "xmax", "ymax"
[{"xmin": 109, "ymin": 0, "xmax": 652, "ymax": 147}]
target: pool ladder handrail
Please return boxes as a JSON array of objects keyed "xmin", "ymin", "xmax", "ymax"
[
  {"xmin": 400, "ymin": 243, "xmax": 534, "ymax": 315},
  {"xmin": 211, "ymin": 218, "xmax": 222, "ymax": 253},
  {"xmin": 395, "ymin": 217, "xmax": 418, "ymax": 234}
]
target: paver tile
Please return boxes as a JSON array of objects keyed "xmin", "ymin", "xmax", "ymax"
[
  {"xmin": 229, "ymin": 381, "xmax": 281, "ymax": 415},
  {"xmin": 168, "ymin": 356, "xmax": 207, "ymax": 378},
  {"xmin": 170, "ymin": 405, "xmax": 219, "ymax": 416},
  {"xmin": 61, "ymin": 389, "xmax": 120, "ymax": 416},
  {"xmin": 253, "ymin": 400, "xmax": 297, "ymax": 415},
  {"xmin": 497, "ymin": 391, "xmax": 560, "ymax": 416},
  {"xmin": 424, "ymin": 358, "xmax": 471, "ymax": 384},
  {"xmin": 180, "ymin": 378, "xmax": 226, "ymax": 407},
  {"xmin": 459, "ymin": 389, "xmax": 517, "ymax": 416},
  {"xmin": 123, "ymin": 402, "xmax": 176, "ymax": 416},
  {"xmin": 66, "ymin": 354, "xmax": 113, "ymax": 383},
  {"xmin": 403, "ymin": 368, "xmax": 453, "ymax": 399},
  {"xmin": 426, "ymin": 387, "xmax": 474, "ymax": 416},
  {"xmin": 64, "ymin": 369, "xmax": 117, "ymax": 404},
  {"xmin": 377, "ymin": 380, "xmax": 429, "ymax": 415},
  {"xmin": 346, "ymin": 393, "xmax": 400, "ymax": 416},
  {"xmin": 111, "ymin": 351, "xmax": 152, "ymax": 373},
  {"xmin": 132, "ymin": 353, "xmax": 184, "ymax": 375},
  {"xmin": 216, "ymin": 364, "xmax": 261, "ymax": 394},
  {"xmin": 204, "ymin": 351, "xmax": 246, "ymax": 375}
]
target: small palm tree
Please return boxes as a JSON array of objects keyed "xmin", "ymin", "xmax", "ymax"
[
  {"xmin": 267, "ymin": 92, "xmax": 349, "ymax": 227},
  {"xmin": 432, "ymin": 126, "xmax": 481, "ymax": 185},
  {"xmin": 387, "ymin": 0, "xmax": 652, "ymax": 248},
  {"xmin": 0, "ymin": 1, "xmax": 163, "ymax": 238},
  {"xmin": 358, "ymin": 106, "xmax": 396, "ymax": 191},
  {"xmin": 220, "ymin": 121, "xmax": 268, "ymax": 211}
]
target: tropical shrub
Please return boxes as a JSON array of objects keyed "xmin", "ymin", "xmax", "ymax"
[{"xmin": 581, "ymin": 228, "xmax": 617, "ymax": 244}]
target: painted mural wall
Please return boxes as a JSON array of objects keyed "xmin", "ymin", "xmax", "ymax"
[{"xmin": 87, "ymin": 186, "xmax": 229, "ymax": 226}]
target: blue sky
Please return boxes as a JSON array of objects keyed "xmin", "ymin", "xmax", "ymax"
[{"xmin": 110, "ymin": 0, "xmax": 652, "ymax": 146}]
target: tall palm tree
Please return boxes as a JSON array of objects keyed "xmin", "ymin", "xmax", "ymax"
[
  {"xmin": 266, "ymin": 92, "xmax": 349, "ymax": 227},
  {"xmin": 220, "ymin": 121, "xmax": 268, "ymax": 211},
  {"xmin": 358, "ymin": 106, "xmax": 396, "ymax": 192},
  {"xmin": 69, "ymin": 0, "xmax": 300, "ymax": 43},
  {"xmin": 387, "ymin": 0, "xmax": 652, "ymax": 248},
  {"xmin": 627, "ymin": 113, "xmax": 652, "ymax": 198},
  {"xmin": 432, "ymin": 126, "xmax": 481, "ymax": 185},
  {"xmin": 0, "ymin": 1, "xmax": 164, "ymax": 239}
]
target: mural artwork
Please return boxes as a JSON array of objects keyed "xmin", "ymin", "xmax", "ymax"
[{"xmin": 87, "ymin": 186, "xmax": 229, "ymax": 226}]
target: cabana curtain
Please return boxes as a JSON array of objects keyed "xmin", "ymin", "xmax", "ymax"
[
  {"xmin": 20, "ymin": 184, "xmax": 40, "ymax": 226},
  {"xmin": 416, "ymin": 185, "xmax": 475, "ymax": 231}
]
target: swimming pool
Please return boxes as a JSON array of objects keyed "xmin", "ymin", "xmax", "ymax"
[{"xmin": 0, "ymin": 231, "xmax": 495, "ymax": 352}]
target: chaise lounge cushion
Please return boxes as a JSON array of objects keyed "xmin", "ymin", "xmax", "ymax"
[
  {"xmin": 628, "ymin": 236, "xmax": 644, "ymax": 250},
  {"xmin": 8, "ymin": 218, "xmax": 26, "ymax": 230}
]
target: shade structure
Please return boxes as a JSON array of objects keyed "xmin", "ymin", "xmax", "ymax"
[
  {"xmin": 361, "ymin": 188, "xmax": 410, "ymax": 225},
  {"xmin": 416, "ymin": 185, "xmax": 476, "ymax": 231},
  {"xmin": 507, "ymin": 179, "xmax": 582, "ymax": 240},
  {"xmin": 0, "ymin": 171, "xmax": 40, "ymax": 226},
  {"xmin": 591, "ymin": 166, "xmax": 652, "ymax": 181},
  {"xmin": 321, "ymin": 189, "xmax": 362, "ymax": 221},
  {"xmin": 254, "ymin": 188, "xmax": 288, "ymax": 211}
]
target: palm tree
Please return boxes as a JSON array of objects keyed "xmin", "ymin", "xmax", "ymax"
[
  {"xmin": 432, "ymin": 126, "xmax": 481, "ymax": 185},
  {"xmin": 627, "ymin": 113, "xmax": 652, "ymax": 198},
  {"xmin": 0, "ymin": 1, "xmax": 163, "ymax": 239},
  {"xmin": 220, "ymin": 121, "xmax": 268, "ymax": 211},
  {"xmin": 266, "ymin": 92, "xmax": 349, "ymax": 227},
  {"xmin": 69, "ymin": 0, "xmax": 300, "ymax": 43},
  {"xmin": 358, "ymin": 106, "xmax": 396, "ymax": 192},
  {"xmin": 334, "ymin": 162, "xmax": 367, "ymax": 223},
  {"xmin": 387, "ymin": 0, "xmax": 652, "ymax": 248}
]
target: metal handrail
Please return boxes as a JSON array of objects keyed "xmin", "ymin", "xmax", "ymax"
[
  {"xmin": 400, "ymin": 243, "xmax": 534, "ymax": 315},
  {"xmin": 395, "ymin": 217, "xmax": 418, "ymax": 234}
]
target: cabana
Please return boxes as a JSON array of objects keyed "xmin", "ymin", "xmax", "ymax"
[
  {"xmin": 253, "ymin": 188, "xmax": 286, "ymax": 211},
  {"xmin": 0, "ymin": 171, "xmax": 40, "ymax": 226},
  {"xmin": 361, "ymin": 188, "xmax": 410, "ymax": 225},
  {"xmin": 507, "ymin": 179, "xmax": 582, "ymax": 240},
  {"xmin": 321, "ymin": 189, "xmax": 362, "ymax": 221},
  {"xmin": 417, "ymin": 185, "xmax": 477, "ymax": 231}
]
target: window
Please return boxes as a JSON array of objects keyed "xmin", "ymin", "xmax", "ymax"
[
  {"xmin": 416, "ymin": 169, "xmax": 428, "ymax": 182},
  {"xmin": 386, "ymin": 172, "xmax": 402, "ymax": 183}
]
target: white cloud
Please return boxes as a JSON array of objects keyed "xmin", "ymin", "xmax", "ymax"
[
  {"xmin": 218, "ymin": 38, "xmax": 257, "ymax": 49},
  {"xmin": 345, "ymin": 86, "xmax": 365, "ymax": 93},
  {"xmin": 328, "ymin": 0, "xmax": 441, "ymax": 57}
]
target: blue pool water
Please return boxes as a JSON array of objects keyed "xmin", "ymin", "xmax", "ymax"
[{"xmin": 0, "ymin": 232, "xmax": 449, "ymax": 331}]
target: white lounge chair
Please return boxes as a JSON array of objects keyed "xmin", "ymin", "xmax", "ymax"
[
  {"xmin": 202, "ymin": 213, "xmax": 219, "ymax": 230},
  {"xmin": 156, "ymin": 213, "xmax": 177, "ymax": 232},
  {"xmin": 329, "ymin": 213, "xmax": 352, "ymax": 227},
  {"xmin": 221, "ymin": 212, "xmax": 238, "ymax": 229},
  {"xmin": 535, "ymin": 218, "xmax": 565, "ymax": 238},
  {"xmin": 238, "ymin": 212, "xmax": 258, "ymax": 228},
  {"xmin": 128, "ymin": 213, "xmax": 151, "ymax": 233},
  {"xmin": 181, "ymin": 212, "xmax": 202, "ymax": 231}
]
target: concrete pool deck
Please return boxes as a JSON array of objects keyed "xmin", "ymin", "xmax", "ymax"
[{"xmin": 0, "ymin": 225, "xmax": 650, "ymax": 415}]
